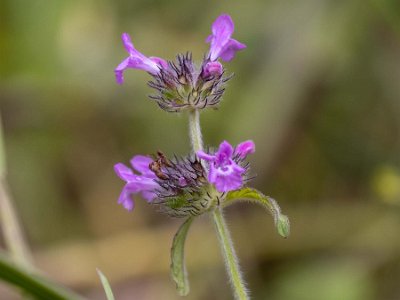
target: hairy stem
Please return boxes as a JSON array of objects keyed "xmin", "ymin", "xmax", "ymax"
[
  {"xmin": 187, "ymin": 109, "xmax": 249, "ymax": 299},
  {"xmin": 188, "ymin": 109, "xmax": 203, "ymax": 152},
  {"xmin": 212, "ymin": 208, "xmax": 249, "ymax": 300}
]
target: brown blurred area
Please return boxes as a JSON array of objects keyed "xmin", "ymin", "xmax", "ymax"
[{"xmin": 1, "ymin": 0, "xmax": 400, "ymax": 299}]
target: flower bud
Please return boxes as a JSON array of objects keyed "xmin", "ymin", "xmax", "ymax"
[{"xmin": 201, "ymin": 61, "xmax": 223, "ymax": 79}]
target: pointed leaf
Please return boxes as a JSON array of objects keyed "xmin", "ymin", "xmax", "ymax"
[
  {"xmin": 171, "ymin": 217, "xmax": 194, "ymax": 296},
  {"xmin": 224, "ymin": 187, "xmax": 290, "ymax": 238},
  {"xmin": 96, "ymin": 269, "xmax": 115, "ymax": 300}
]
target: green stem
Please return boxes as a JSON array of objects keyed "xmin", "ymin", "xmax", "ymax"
[
  {"xmin": 0, "ymin": 179, "xmax": 33, "ymax": 268},
  {"xmin": 187, "ymin": 109, "xmax": 249, "ymax": 300},
  {"xmin": 212, "ymin": 208, "xmax": 249, "ymax": 300},
  {"xmin": 188, "ymin": 109, "xmax": 203, "ymax": 152},
  {"xmin": 0, "ymin": 113, "xmax": 33, "ymax": 269}
]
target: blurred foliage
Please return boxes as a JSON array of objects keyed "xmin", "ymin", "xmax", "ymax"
[{"xmin": 1, "ymin": 0, "xmax": 400, "ymax": 299}]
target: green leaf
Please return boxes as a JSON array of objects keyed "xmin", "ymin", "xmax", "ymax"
[
  {"xmin": 170, "ymin": 217, "xmax": 194, "ymax": 296},
  {"xmin": 276, "ymin": 214, "xmax": 290, "ymax": 238},
  {"xmin": 224, "ymin": 187, "xmax": 290, "ymax": 238},
  {"xmin": 0, "ymin": 251, "xmax": 85, "ymax": 300},
  {"xmin": 96, "ymin": 269, "xmax": 115, "ymax": 300}
]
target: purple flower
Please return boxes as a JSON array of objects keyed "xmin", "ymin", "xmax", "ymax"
[
  {"xmin": 202, "ymin": 61, "xmax": 223, "ymax": 78},
  {"xmin": 197, "ymin": 140, "xmax": 255, "ymax": 192},
  {"xmin": 115, "ymin": 33, "xmax": 168, "ymax": 84},
  {"xmin": 206, "ymin": 14, "xmax": 246, "ymax": 62},
  {"xmin": 114, "ymin": 155, "xmax": 159, "ymax": 211}
]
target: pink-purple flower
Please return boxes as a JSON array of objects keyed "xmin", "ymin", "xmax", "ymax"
[
  {"xmin": 197, "ymin": 140, "xmax": 255, "ymax": 192},
  {"xmin": 115, "ymin": 33, "xmax": 168, "ymax": 84},
  {"xmin": 114, "ymin": 155, "xmax": 159, "ymax": 211},
  {"xmin": 202, "ymin": 61, "xmax": 223, "ymax": 78},
  {"xmin": 206, "ymin": 14, "xmax": 246, "ymax": 62}
]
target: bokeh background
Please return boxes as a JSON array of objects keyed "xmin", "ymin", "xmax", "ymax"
[{"xmin": 1, "ymin": 0, "xmax": 400, "ymax": 299}]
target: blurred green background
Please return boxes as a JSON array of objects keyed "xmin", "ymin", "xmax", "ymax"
[{"xmin": 1, "ymin": 0, "xmax": 400, "ymax": 299}]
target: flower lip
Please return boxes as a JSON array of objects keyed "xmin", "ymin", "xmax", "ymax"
[
  {"xmin": 115, "ymin": 33, "xmax": 167, "ymax": 84},
  {"xmin": 207, "ymin": 14, "xmax": 246, "ymax": 62}
]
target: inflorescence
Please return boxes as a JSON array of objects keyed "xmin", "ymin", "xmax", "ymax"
[
  {"xmin": 113, "ymin": 13, "xmax": 290, "ymax": 300},
  {"xmin": 114, "ymin": 140, "xmax": 254, "ymax": 217},
  {"xmin": 115, "ymin": 14, "xmax": 245, "ymax": 112}
]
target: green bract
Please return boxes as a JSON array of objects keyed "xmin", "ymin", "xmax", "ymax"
[{"xmin": 224, "ymin": 187, "xmax": 290, "ymax": 238}]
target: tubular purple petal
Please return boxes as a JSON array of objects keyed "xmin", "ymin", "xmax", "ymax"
[
  {"xmin": 207, "ymin": 14, "xmax": 246, "ymax": 62},
  {"xmin": 197, "ymin": 150, "xmax": 215, "ymax": 161},
  {"xmin": 214, "ymin": 170, "xmax": 243, "ymax": 192},
  {"xmin": 118, "ymin": 188, "xmax": 135, "ymax": 211},
  {"xmin": 209, "ymin": 14, "xmax": 234, "ymax": 61},
  {"xmin": 115, "ymin": 33, "xmax": 166, "ymax": 84},
  {"xmin": 123, "ymin": 199, "xmax": 134, "ymax": 211},
  {"xmin": 218, "ymin": 39, "xmax": 247, "ymax": 62},
  {"xmin": 208, "ymin": 165, "xmax": 218, "ymax": 183},
  {"xmin": 121, "ymin": 33, "xmax": 136, "ymax": 53},
  {"xmin": 236, "ymin": 140, "xmax": 255, "ymax": 158},
  {"xmin": 149, "ymin": 57, "xmax": 169, "ymax": 70},
  {"xmin": 216, "ymin": 141, "xmax": 234, "ymax": 163},
  {"xmin": 114, "ymin": 163, "xmax": 134, "ymax": 181},
  {"xmin": 114, "ymin": 156, "xmax": 159, "ymax": 211},
  {"xmin": 141, "ymin": 190, "xmax": 157, "ymax": 202},
  {"xmin": 130, "ymin": 155, "xmax": 154, "ymax": 175},
  {"xmin": 114, "ymin": 58, "xmax": 130, "ymax": 85}
]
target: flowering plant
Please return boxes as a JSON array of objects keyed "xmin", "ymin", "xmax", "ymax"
[{"xmin": 113, "ymin": 14, "xmax": 289, "ymax": 300}]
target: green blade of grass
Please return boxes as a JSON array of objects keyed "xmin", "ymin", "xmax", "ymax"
[{"xmin": 0, "ymin": 252, "xmax": 85, "ymax": 300}]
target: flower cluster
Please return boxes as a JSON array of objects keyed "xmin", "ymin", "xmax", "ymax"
[
  {"xmin": 114, "ymin": 141, "xmax": 254, "ymax": 217},
  {"xmin": 115, "ymin": 14, "xmax": 245, "ymax": 112},
  {"xmin": 113, "ymin": 13, "xmax": 290, "ymax": 299}
]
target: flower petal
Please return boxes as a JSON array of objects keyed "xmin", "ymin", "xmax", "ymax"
[
  {"xmin": 129, "ymin": 56, "xmax": 160, "ymax": 75},
  {"xmin": 212, "ymin": 14, "xmax": 234, "ymax": 36},
  {"xmin": 214, "ymin": 172, "xmax": 243, "ymax": 192},
  {"xmin": 127, "ymin": 177, "xmax": 158, "ymax": 191},
  {"xmin": 130, "ymin": 155, "xmax": 154, "ymax": 175},
  {"xmin": 208, "ymin": 165, "xmax": 218, "ymax": 183},
  {"xmin": 197, "ymin": 150, "xmax": 215, "ymax": 161},
  {"xmin": 114, "ymin": 57, "xmax": 130, "ymax": 84},
  {"xmin": 114, "ymin": 163, "xmax": 134, "ymax": 181},
  {"xmin": 216, "ymin": 141, "xmax": 234, "ymax": 163},
  {"xmin": 121, "ymin": 33, "xmax": 135, "ymax": 54},
  {"xmin": 236, "ymin": 140, "xmax": 255, "ymax": 158},
  {"xmin": 123, "ymin": 199, "xmax": 134, "ymax": 211},
  {"xmin": 209, "ymin": 14, "xmax": 235, "ymax": 61},
  {"xmin": 118, "ymin": 186, "xmax": 135, "ymax": 211},
  {"xmin": 219, "ymin": 39, "xmax": 246, "ymax": 62},
  {"xmin": 141, "ymin": 190, "xmax": 157, "ymax": 202},
  {"xmin": 149, "ymin": 57, "xmax": 169, "ymax": 70},
  {"xmin": 115, "ymin": 33, "xmax": 164, "ymax": 83}
]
